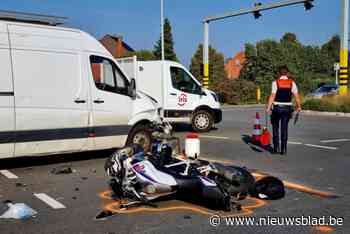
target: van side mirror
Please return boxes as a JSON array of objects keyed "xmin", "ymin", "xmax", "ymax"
[
  {"xmin": 200, "ymin": 86, "xmax": 206, "ymax": 96},
  {"xmin": 128, "ymin": 78, "xmax": 136, "ymax": 99}
]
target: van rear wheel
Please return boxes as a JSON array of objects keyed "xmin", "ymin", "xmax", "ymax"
[
  {"xmin": 192, "ymin": 110, "xmax": 213, "ymax": 132},
  {"xmin": 126, "ymin": 124, "xmax": 152, "ymax": 152}
]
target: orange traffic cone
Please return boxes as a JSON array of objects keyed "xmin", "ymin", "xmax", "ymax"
[
  {"xmin": 252, "ymin": 112, "xmax": 262, "ymax": 144},
  {"xmin": 260, "ymin": 113, "xmax": 271, "ymax": 147}
]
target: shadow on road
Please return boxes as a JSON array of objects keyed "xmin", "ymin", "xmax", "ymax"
[
  {"xmin": 171, "ymin": 123, "xmax": 218, "ymax": 133},
  {"xmin": 241, "ymin": 134, "xmax": 273, "ymax": 154},
  {"xmin": 0, "ymin": 149, "xmax": 115, "ymax": 170}
]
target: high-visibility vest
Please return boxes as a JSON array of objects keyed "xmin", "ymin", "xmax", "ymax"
[{"xmin": 275, "ymin": 78, "xmax": 293, "ymax": 103}]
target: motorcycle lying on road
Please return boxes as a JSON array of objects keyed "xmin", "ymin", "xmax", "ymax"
[{"xmin": 104, "ymin": 122, "xmax": 285, "ymax": 211}]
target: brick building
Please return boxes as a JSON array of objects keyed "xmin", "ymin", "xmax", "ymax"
[
  {"xmin": 225, "ymin": 51, "xmax": 246, "ymax": 80},
  {"xmin": 99, "ymin": 34, "xmax": 134, "ymax": 58}
]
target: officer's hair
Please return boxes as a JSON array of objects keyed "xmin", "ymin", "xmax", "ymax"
[{"xmin": 278, "ymin": 66, "xmax": 289, "ymax": 76}]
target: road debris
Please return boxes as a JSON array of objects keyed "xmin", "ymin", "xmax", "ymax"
[
  {"xmin": 0, "ymin": 201, "xmax": 37, "ymax": 220},
  {"xmin": 15, "ymin": 182, "xmax": 27, "ymax": 187},
  {"xmin": 50, "ymin": 166, "xmax": 74, "ymax": 175},
  {"xmin": 95, "ymin": 210, "xmax": 117, "ymax": 220}
]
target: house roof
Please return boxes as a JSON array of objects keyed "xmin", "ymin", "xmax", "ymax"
[{"xmin": 105, "ymin": 34, "xmax": 134, "ymax": 52}]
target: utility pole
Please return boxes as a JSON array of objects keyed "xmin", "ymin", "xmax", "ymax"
[
  {"xmin": 202, "ymin": 0, "xmax": 315, "ymax": 89},
  {"xmin": 339, "ymin": 0, "xmax": 349, "ymax": 95},
  {"xmin": 160, "ymin": 0, "xmax": 165, "ymax": 116},
  {"xmin": 161, "ymin": 0, "xmax": 165, "ymax": 61}
]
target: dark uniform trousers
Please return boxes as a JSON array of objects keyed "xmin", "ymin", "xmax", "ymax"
[{"xmin": 271, "ymin": 105, "xmax": 293, "ymax": 152}]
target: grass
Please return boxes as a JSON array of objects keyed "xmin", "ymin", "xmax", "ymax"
[{"xmin": 303, "ymin": 95, "xmax": 350, "ymax": 113}]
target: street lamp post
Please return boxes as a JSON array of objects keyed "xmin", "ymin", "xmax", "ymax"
[
  {"xmin": 161, "ymin": 0, "xmax": 165, "ymax": 61},
  {"xmin": 339, "ymin": 0, "xmax": 349, "ymax": 95}
]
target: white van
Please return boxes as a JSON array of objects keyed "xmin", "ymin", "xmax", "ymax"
[
  {"xmin": 117, "ymin": 57, "xmax": 222, "ymax": 132},
  {"xmin": 0, "ymin": 11, "xmax": 160, "ymax": 159}
]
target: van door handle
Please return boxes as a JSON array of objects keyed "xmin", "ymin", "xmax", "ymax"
[
  {"xmin": 93, "ymin": 99, "xmax": 104, "ymax": 104},
  {"xmin": 74, "ymin": 99, "xmax": 86, "ymax": 104},
  {"xmin": 170, "ymin": 93, "xmax": 177, "ymax": 96}
]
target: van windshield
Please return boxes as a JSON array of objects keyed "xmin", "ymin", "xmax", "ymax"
[{"xmin": 170, "ymin": 66, "xmax": 202, "ymax": 95}]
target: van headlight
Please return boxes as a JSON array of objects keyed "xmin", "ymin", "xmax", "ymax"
[{"xmin": 211, "ymin": 93, "xmax": 218, "ymax": 102}]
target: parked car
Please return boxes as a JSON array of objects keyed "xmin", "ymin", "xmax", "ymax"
[
  {"xmin": 0, "ymin": 11, "xmax": 161, "ymax": 159},
  {"xmin": 307, "ymin": 84, "xmax": 339, "ymax": 98},
  {"xmin": 117, "ymin": 56, "xmax": 222, "ymax": 132}
]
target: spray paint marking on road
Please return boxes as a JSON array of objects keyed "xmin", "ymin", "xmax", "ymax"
[
  {"xmin": 0, "ymin": 170, "xmax": 19, "ymax": 179},
  {"xmin": 320, "ymin": 139, "xmax": 350, "ymax": 143},
  {"xmin": 34, "ymin": 193, "xmax": 66, "ymax": 209},
  {"xmin": 304, "ymin": 144, "xmax": 338, "ymax": 150},
  {"xmin": 98, "ymin": 190, "xmax": 267, "ymax": 217}
]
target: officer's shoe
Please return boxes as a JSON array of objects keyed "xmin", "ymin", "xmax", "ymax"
[
  {"xmin": 272, "ymin": 145, "xmax": 280, "ymax": 154},
  {"xmin": 280, "ymin": 145, "xmax": 287, "ymax": 155}
]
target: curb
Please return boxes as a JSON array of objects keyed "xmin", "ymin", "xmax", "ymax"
[
  {"xmin": 221, "ymin": 104, "xmax": 264, "ymax": 109},
  {"xmin": 302, "ymin": 110, "xmax": 350, "ymax": 118}
]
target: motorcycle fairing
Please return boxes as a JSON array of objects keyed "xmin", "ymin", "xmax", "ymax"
[
  {"xmin": 199, "ymin": 176, "xmax": 217, "ymax": 187},
  {"xmin": 132, "ymin": 160, "xmax": 177, "ymax": 186}
]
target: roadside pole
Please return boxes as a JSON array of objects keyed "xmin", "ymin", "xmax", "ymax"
[
  {"xmin": 334, "ymin": 63, "xmax": 340, "ymax": 86},
  {"xmin": 339, "ymin": 0, "xmax": 349, "ymax": 95},
  {"xmin": 160, "ymin": 0, "xmax": 165, "ymax": 115},
  {"xmin": 203, "ymin": 22, "xmax": 209, "ymax": 89},
  {"xmin": 256, "ymin": 87, "xmax": 261, "ymax": 104},
  {"xmin": 161, "ymin": 0, "xmax": 165, "ymax": 61}
]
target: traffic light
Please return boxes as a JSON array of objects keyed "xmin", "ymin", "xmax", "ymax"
[
  {"xmin": 254, "ymin": 11, "xmax": 262, "ymax": 19},
  {"xmin": 253, "ymin": 2, "xmax": 262, "ymax": 19},
  {"xmin": 304, "ymin": 0, "xmax": 314, "ymax": 10}
]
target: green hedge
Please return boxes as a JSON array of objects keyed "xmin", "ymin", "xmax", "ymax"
[
  {"xmin": 216, "ymin": 79, "xmax": 257, "ymax": 105},
  {"xmin": 303, "ymin": 96, "xmax": 350, "ymax": 113}
]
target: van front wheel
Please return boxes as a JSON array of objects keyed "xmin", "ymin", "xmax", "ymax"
[
  {"xmin": 192, "ymin": 110, "xmax": 213, "ymax": 132},
  {"xmin": 126, "ymin": 124, "xmax": 152, "ymax": 152}
]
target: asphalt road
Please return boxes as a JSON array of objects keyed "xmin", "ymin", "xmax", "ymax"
[{"xmin": 1, "ymin": 106, "xmax": 349, "ymax": 234}]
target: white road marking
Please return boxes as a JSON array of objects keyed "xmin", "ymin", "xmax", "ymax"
[
  {"xmin": 288, "ymin": 141, "xmax": 303, "ymax": 145},
  {"xmin": 200, "ymin": 135, "xmax": 230, "ymax": 140},
  {"xmin": 320, "ymin": 139, "xmax": 350, "ymax": 143},
  {"xmin": 0, "ymin": 170, "xmax": 19, "ymax": 179},
  {"xmin": 304, "ymin": 144, "xmax": 338, "ymax": 150},
  {"xmin": 34, "ymin": 193, "xmax": 66, "ymax": 209}
]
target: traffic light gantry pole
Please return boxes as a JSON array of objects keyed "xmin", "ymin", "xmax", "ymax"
[{"xmin": 202, "ymin": 0, "xmax": 314, "ymax": 89}]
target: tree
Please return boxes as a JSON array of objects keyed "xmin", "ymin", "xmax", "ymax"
[
  {"xmin": 189, "ymin": 44, "xmax": 225, "ymax": 92},
  {"xmin": 124, "ymin": 50, "xmax": 156, "ymax": 61},
  {"xmin": 239, "ymin": 33, "xmax": 340, "ymax": 97},
  {"xmin": 280, "ymin": 32, "xmax": 298, "ymax": 44},
  {"xmin": 321, "ymin": 35, "xmax": 340, "ymax": 63},
  {"xmin": 153, "ymin": 18, "xmax": 178, "ymax": 61}
]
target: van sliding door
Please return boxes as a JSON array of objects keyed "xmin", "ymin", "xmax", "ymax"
[{"xmin": 0, "ymin": 23, "xmax": 14, "ymax": 159}]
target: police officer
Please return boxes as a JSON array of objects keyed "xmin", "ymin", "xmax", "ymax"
[{"xmin": 266, "ymin": 66, "xmax": 302, "ymax": 155}]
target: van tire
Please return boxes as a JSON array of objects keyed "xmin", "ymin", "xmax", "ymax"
[
  {"xmin": 192, "ymin": 110, "xmax": 213, "ymax": 132},
  {"xmin": 126, "ymin": 124, "xmax": 152, "ymax": 152}
]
